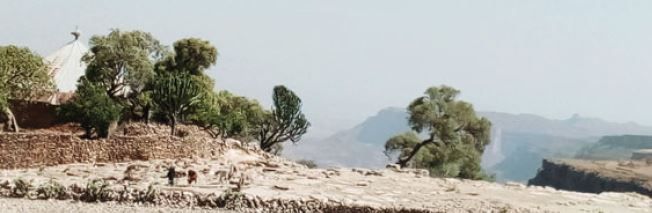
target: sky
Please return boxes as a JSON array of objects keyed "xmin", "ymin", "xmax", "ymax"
[{"xmin": 2, "ymin": 0, "xmax": 652, "ymax": 137}]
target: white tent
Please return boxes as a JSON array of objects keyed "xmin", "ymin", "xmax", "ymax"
[{"xmin": 45, "ymin": 30, "xmax": 89, "ymax": 93}]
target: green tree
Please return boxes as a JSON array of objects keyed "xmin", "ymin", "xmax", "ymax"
[
  {"xmin": 151, "ymin": 73, "xmax": 201, "ymax": 135},
  {"xmin": 82, "ymin": 29, "xmax": 165, "ymax": 120},
  {"xmin": 155, "ymin": 38, "xmax": 218, "ymax": 75},
  {"xmin": 153, "ymin": 38, "xmax": 218, "ymax": 123},
  {"xmin": 254, "ymin": 85, "xmax": 310, "ymax": 154},
  {"xmin": 191, "ymin": 90, "xmax": 265, "ymax": 139},
  {"xmin": 384, "ymin": 86, "xmax": 491, "ymax": 179},
  {"xmin": 0, "ymin": 45, "xmax": 54, "ymax": 132},
  {"xmin": 58, "ymin": 78, "xmax": 122, "ymax": 138}
]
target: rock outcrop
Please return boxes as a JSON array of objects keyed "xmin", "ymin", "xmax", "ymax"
[{"xmin": 528, "ymin": 159, "xmax": 652, "ymax": 197}]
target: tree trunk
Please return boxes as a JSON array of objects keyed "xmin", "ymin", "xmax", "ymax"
[
  {"xmin": 260, "ymin": 140, "xmax": 273, "ymax": 153},
  {"xmin": 397, "ymin": 141, "xmax": 428, "ymax": 168},
  {"xmin": 144, "ymin": 105, "xmax": 151, "ymax": 124},
  {"xmin": 3, "ymin": 107, "xmax": 19, "ymax": 133},
  {"xmin": 170, "ymin": 116, "xmax": 177, "ymax": 136}
]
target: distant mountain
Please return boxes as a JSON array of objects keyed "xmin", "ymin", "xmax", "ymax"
[
  {"xmin": 283, "ymin": 108, "xmax": 406, "ymax": 168},
  {"xmin": 283, "ymin": 107, "xmax": 652, "ymax": 182},
  {"xmin": 479, "ymin": 112, "xmax": 652, "ymax": 139}
]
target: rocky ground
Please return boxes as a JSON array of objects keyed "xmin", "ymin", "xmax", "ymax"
[
  {"xmin": 0, "ymin": 198, "xmax": 236, "ymax": 213},
  {"xmin": 0, "ymin": 142, "xmax": 651, "ymax": 212}
]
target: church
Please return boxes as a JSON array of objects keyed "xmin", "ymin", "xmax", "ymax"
[{"xmin": 10, "ymin": 30, "xmax": 89, "ymax": 128}]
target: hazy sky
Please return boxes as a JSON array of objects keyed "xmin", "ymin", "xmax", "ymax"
[{"xmin": 2, "ymin": 1, "xmax": 652, "ymax": 137}]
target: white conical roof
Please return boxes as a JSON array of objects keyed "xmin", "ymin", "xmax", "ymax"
[{"xmin": 45, "ymin": 30, "xmax": 89, "ymax": 92}]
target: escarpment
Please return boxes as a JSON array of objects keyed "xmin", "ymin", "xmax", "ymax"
[{"xmin": 528, "ymin": 159, "xmax": 652, "ymax": 197}]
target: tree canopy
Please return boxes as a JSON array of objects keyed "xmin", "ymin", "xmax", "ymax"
[
  {"xmin": 191, "ymin": 90, "xmax": 265, "ymax": 139},
  {"xmin": 0, "ymin": 45, "xmax": 54, "ymax": 131},
  {"xmin": 58, "ymin": 78, "xmax": 123, "ymax": 138},
  {"xmin": 83, "ymin": 29, "xmax": 165, "ymax": 99},
  {"xmin": 156, "ymin": 38, "xmax": 218, "ymax": 75},
  {"xmin": 255, "ymin": 85, "xmax": 310, "ymax": 154},
  {"xmin": 384, "ymin": 85, "xmax": 492, "ymax": 180}
]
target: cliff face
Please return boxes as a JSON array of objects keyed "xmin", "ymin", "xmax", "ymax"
[{"xmin": 528, "ymin": 159, "xmax": 652, "ymax": 197}]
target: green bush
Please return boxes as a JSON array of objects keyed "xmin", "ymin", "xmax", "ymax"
[
  {"xmin": 81, "ymin": 179, "xmax": 112, "ymax": 202},
  {"xmin": 11, "ymin": 178, "xmax": 32, "ymax": 198},
  {"xmin": 296, "ymin": 159, "xmax": 318, "ymax": 168},
  {"xmin": 58, "ymin": 78, "xmax": 122, "ymax": 138},
  {"xmin": 191, "ymin": 90, "xmax": 265, "ymax": 139},
  {"xmin": 135, "ymin": 184, "xmax": 158, "ymax": 203},
  {"xmin": 36, "ymin": 179, "xmax": 68, "ymax": 200}
]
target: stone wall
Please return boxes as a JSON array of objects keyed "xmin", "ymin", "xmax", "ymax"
[
  {"xmin": 0, "ymin": 132, "xmax": 226, "ymax": 169},
  {"xmin": 8, "ymin": 100, "xmax": 59, "ymax": 129}
]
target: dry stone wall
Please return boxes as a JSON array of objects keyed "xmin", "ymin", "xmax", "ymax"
[{"xmin": 0, "ymin": 132, "xmax": 226, "ymax": 169}]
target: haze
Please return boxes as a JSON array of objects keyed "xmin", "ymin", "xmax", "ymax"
[{"xmin": 2, "ymin": 0, "xmax": 651, "ymax": 137}]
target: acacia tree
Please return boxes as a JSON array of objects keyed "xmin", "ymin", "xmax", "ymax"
[
  {"xmin": 151, "ymin": 73, "xmax": 201, "ymax": 135},
  {"xmin": 384, "ymin": 86, "xmax": 491, "ymax": 179},
  {"xmin": 0, "ymin": 45, "xmax": 54, "ymax": 132},
  {"xmin": 82, "ymin": 29, "xmax": 165, "ymax": 120},
  {"xmin": 255, "ymin": 85, "xmax": 310, "ymax": 154}
]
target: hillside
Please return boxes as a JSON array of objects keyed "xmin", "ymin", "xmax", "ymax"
[{"xmin": 284, "ymin": 107, "xmax": 652, "ymax": 182}]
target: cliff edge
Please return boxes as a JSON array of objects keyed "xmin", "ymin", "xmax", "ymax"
[{"xmin": 528, "ymin": 159, "xmax": 652, "ymax": 197}]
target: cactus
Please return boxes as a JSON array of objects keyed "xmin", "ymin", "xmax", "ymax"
[{"xmin": 151, "ymin": 73, "xmax": 201, "ymax": 136}]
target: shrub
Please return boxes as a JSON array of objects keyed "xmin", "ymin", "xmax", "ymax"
[
  {"xmin": 36, "ymin": 179, "xmax": 68, "ymax": 200},
  {"xmin": 58, "ymin": 77, "xmax": 122, "ymax": 138},
  {"xmin": 216, "ymin": 188, "xmax": 245, "ymax": 209},
  {"xmin": 296, "ymin": 159, "xmax": 318, "ymax": 168},
  {"xmin": 81, "ymin": 179, "xmax": 113, "ymax": 202},
  {"xmin": 135, "ymin": 184, "xmax": 158, "ymax": 203},
  {"xmin": 11, "ymin": 178, "xmax": 32, "ymax": 198}
]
